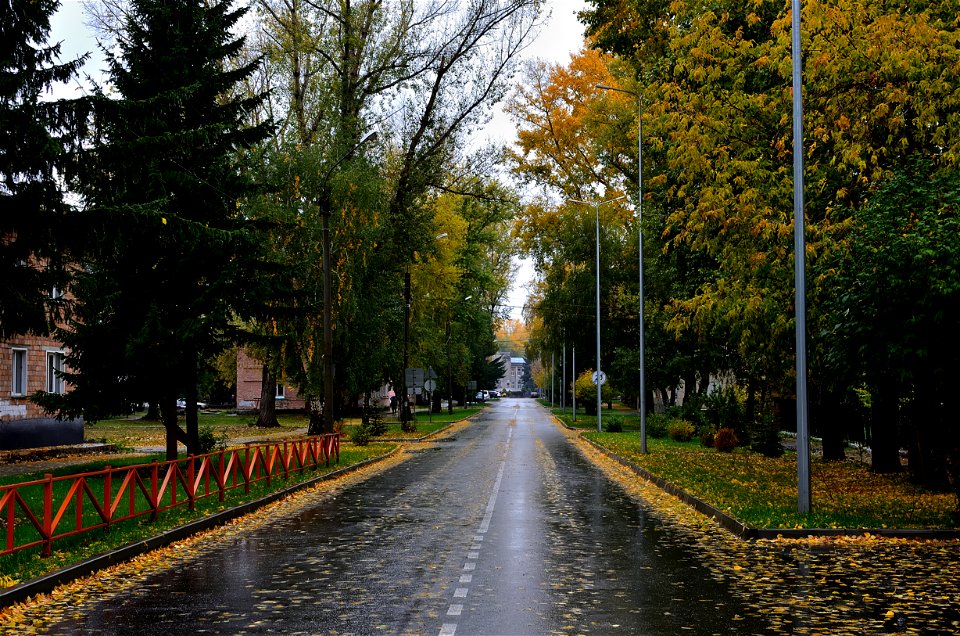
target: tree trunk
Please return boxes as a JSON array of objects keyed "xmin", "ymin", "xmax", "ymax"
[
  {"xmin": 870, "ymin": 379, "xmax": 902, "ymax": 473},
  {"xmin": 142, "ymin": 398, "xmax": 160, "ymax": 421},
  {"xmin": 184, "ymin": 367, "xmax": 200, "ymax": 456},
  {"xmin": 306, "ymin": 395, "xmax": 324, "ymax": 435},
  {"xmin": 160, "ymin": 396, "xmax": 186, "ymax": 461},
  {"xmin": 819, "ymin": 388, "xmax": 847, "ymax": 462},
  {"xmin": 255, "ymin": 364, "xmax": 280, "ymax": 428}
]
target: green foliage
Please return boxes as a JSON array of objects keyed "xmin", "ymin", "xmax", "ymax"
[
  {"xmin": 366, "ymin": 408, "xmax": 388, "ymax": 437},
  {"xmin": 702, "ymin": 386, "xmax": 745, "ymax": 433},
  {"xmin": 197, "ymin": 426, "xmax": 228, "ymax": 454},
  {"xmin": 667, "ymin": 419, "xmax": 696, "ymax": 442},
  {"xmin": 50, "ymin": 0, "xmax": 275, "ymax": 458},
  {"xmin": 699, "ymin": 428, "xmax": 715, "ymax": 448},
  {"xmin": 645, "ymin": 412, "xmax": 670, "ymax": 439},
  {"xmin": 714, "ymin": 427, "xmax": 738, "ymax": 453},
  {"xmin": 0, "ymin": 0, "xmax": 85, "ymax": 338},
  {"xmin": 749, "ymin": 415, "xmax": 783, "ymax": 458},
  {"xmin": 350, "ymin": 422, "xmax": 372, "ymax": 446},
  {"xmin": 604, "ymin": 415, "xmax": 624, "ymax": 433}
]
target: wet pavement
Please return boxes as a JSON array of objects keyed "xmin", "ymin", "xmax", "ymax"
[{"xmin": 27, "ymin": 399, "xmax": 768, "ymax": 635}]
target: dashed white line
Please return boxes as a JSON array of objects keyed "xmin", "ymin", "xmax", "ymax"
[{"xmin": 439, "ymin": 426, "xmax": 513, "ymax": 636}]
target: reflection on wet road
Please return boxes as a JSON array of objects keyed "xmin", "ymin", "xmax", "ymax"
[{"xmin": 34, "ymin": 399, "xmax": 767, "ymax": 635}]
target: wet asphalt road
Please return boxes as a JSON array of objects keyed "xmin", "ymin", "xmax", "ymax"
[{"xmin": 44, "ymin": 399, "xmax": 766, "ymax": 635}]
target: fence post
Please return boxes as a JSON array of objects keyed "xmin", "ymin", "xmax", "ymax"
[
  {"xmin": 42, "ymin": 474, "xmax": 53, "ymax": 557},
  {"xmin": 104, "ymin": 466, "xmax": 112, "ymax": 531},
  {"xmin": 218, "ymin": 450, "xmax": 225, "ymax": 502},
  {"xmin": 187, "ymin": 456, "xmax": 196, "ymax": 511},
  {"xmin": 150, "ymin": 462, "xmax": 159, "ymax": 521}
]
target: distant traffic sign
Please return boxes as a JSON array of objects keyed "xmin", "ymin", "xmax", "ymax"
[
  {"xmin": 424, "ymin": 379, "xmax": 437, "ymax": 392},
  {"xmin": 591, "ymin": 370, "xmax": 607, "ymax": 386}
]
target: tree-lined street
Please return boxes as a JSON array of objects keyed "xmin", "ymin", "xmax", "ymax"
[{"xmin": 9, "ymin": 400, "xmax": 764, "ymax": 635}]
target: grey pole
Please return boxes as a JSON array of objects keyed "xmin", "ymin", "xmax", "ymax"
[
  {"xmin": 562, "ymin": 340, "xmax": 566, "ymax": 412},
  {"xmin": 572, "ymin": 344, "xmax": 577, "ymax": 421},
  {"xmin": 567, "ymin": 195, "xmax": 627, "ymax": 434},
  {"xmin": 792, "ymin": 0, "xmax": 811, "ymax": 514},
  {"xmin": 595, "ymin": 201, "xmax": 602, "ymax": 433},
  {"xmin": 596, "ymin": 84, "xmax": 647, "ymax": 453}
]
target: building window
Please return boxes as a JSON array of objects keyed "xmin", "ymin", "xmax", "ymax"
[
  {"xmin": 12, "ymin": 348, "xmax": 28, "ymax": 396},
  {"xmin": 46, "ymin": 351, "xmax": 65, "ymax": 394},
  {"xmin": 275, "ymin": 383, "xmax": 285, "ymax": 399}
]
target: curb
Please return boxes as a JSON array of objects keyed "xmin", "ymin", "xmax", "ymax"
[
  {"xmin": 563, "ymin": 421, "xmax": 960, "ymax": 541},
  {"xmin": 0, "ymin": 446, "xmax": 402, "ymax": 609}
]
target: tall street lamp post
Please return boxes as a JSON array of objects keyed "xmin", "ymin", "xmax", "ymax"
[
  {"xmin": 597, "ymin": 83, "xmax": 647, "ymax": 454},
  {"xmin": 568, "ymin": 195, "xmax": 626, "ymax": 433},
  {"xmin": 318, "ymin": 131, "xmax": 378, "ymax": 434}
]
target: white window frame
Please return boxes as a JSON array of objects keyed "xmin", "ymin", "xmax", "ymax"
[
  {"xmin": 11, "ymin": 348, "xmax": 28, "ymax": 397},
  {"xmin": 46, "ymin": 350, "xmax": 65, "ymax": 395},
  {"xmin": 275, "ymin": 383, "xmax": 285, "ymax": 399}
]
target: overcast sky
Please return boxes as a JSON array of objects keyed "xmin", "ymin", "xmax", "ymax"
[{"xmin": 48, "ymin": 0, "xmax": 589, "ymax": 321}]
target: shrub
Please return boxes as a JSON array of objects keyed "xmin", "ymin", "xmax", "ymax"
[
  {"xmin": 604, "ymin": 416, "xmax": 624, "ymax": 433},
  {"xmin": 749, "ymin": 414, "xmax": 783, "ymax": 457},
  {"xmin": 668, "ymin": 419, "xmax": 696, "ymax": 442},
  {"xmin": 702, "ymin": 386, "xmax": 745, "ymax": 431},
  {"xmin": 350, "ymin": 422, "xmax": 371, "ymax": 446},
  {"xmin": 645, "ymin": 413, "xmax": 670, "ymax": 439},
  {"xmin": 699, "ymin": 428, "xmax": 716, "ymax": 448},
  {"xmin": 367, "ymin": 409, "xmax": 388, "ymax": 437},
  {"xmin": 198, "ymin": 425, "xmax": 228, "ymax": 454},
  {"xmin": 714, "ymin": 427, "xmax": 738, "ymax": 452}
]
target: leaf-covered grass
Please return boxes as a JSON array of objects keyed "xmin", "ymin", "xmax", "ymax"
[
  {"xmin": 343, "ymin": 407, "xmax": 483, "ymax": 439},
  {"xmin": 90, "ymin": 412, "xmax": 311, "ymax": 450},
  {"xmin": 0, "ymin": 443, "xmax": 395, "ymax": 586},
  {"xmin": 584, "ymin": 432, "xmax": 958, "ymax": 529}
]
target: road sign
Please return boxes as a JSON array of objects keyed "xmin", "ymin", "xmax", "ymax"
[
  {"xmin": 405, "ymin": 367, "xmax": 424, "ymax": 388},
  {"xmin": 591, "ymin": 370, "xmax": 607, "ymax": 386},
  {"xmin": 427, "ymin": 366, "xmax": 438, "ymax": 380},
  {"xmin": 424, "ymin": 379, "xmax": 437, "ymax": 392}
]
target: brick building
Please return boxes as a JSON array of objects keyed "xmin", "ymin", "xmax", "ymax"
[{"xmin": 235, "ymin": 349, "xmax": 305, "ymax": 412}]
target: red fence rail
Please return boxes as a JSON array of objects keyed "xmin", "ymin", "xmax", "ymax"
[{"xmin": 0, "ymin": 434, "xmax": 340, "ymax": 558}]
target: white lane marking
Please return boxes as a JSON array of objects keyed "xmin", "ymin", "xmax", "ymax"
[{"xmin": 439, "ymin": 426, "xmax": 513, "ymax": 636}]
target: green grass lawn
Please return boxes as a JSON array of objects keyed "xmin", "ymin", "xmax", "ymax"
[{"xmin": 582, "ymin": 431, "xmax": 958, "ymax": 530}]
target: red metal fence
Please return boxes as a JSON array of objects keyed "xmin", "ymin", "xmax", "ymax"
[{"xmin": 0, "ymin": 434, "xmax": 340, "ymax": 558}]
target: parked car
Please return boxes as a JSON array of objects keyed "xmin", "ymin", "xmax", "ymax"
[
  {"xmin": 475, "ymin": 390, "xmax": 490, "ymax": 401},
  {"xmin": 529, "ymin": 390, "xmax": 539, "ymax": 398}
]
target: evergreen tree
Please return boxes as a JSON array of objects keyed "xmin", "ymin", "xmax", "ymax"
[
  {"xmin": 0, "ymin": 0, "xmax": 85, "ymax": 337},
  {"xmin": 52, "ymin": 0, "xmax": 273, "ymax": 458}
]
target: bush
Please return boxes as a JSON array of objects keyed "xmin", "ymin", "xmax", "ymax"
[
  {"xmin": 604, "ymin": 416, "xmax": 624, "ymax": 433},
  {"xmin": 668, "ymin": 419, "xmax": 696, "ymax": 442},
  {"xmin": 714, "ymin": 427, "xmax": 738, "ymax": 452},
  {"xmin": 702, "ymin": 386, "xmax": 745, "ymax": 431},
  {"xmin": 699, "ymin": 428, "xmax": 716, "ymax": 448},
  {"xmin": 366, "ymin": 409, "xmax": 388, "ymax": 437},
  {"xmin": 645, "ymin": 413, "xmax": 670, "ymax": 438},
  {"xmin": 198, "ymin": 425, "xmax": 228, "ymax": 454},
  {"xmin": 350, "ymin": 422, "xmax": 372, "ymax": 446}
]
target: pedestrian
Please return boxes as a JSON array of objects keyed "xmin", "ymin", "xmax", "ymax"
[{"xmin": 390, "ymin": 394, "xmax": 397, "ymax": 416}]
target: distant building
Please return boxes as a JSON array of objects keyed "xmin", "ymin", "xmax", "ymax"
[
  {"xmin": 235, "ymin": 349, "xmax": 304, "ymax": 412},
  {"xmin": 494, "ymin": 352, "xmax": 528, "ymax": 396}
]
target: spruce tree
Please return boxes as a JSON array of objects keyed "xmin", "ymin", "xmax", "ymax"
[
  {"xmin": 0, "ymin": 0, "xmax": 85, "ymax": 337},
  {"xmin": 56, "ymin": 0, "xmax": 273, "ymax": 458}
]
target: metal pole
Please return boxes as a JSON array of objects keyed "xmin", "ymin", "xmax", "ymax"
[
  {"xmin": 637, "ymin": 93, "xmax": 647, "ymax": 454},
  {"xmin": 596, "ymin": 201, "xmax": 602, "ymax": 433},
  {"xmin": 322, "ymin": 207, "xmax": 335, "ymax": 434},
  {"xmin": 572, "ymin": 344, "xmax": 576, "ymax": 421},
  {"xmin": 562, "ymin": 339, "xmax": 566, "ymax": 412},
  {"xmin": 401, "ymin": 269, "xmax": 411, "ymax": 425},
  {"xmin": 792, "ymin": 0, "xmax": 811, "ymax": 514},
  {"xmin": 597, "ymin": 84, "xmax": 648, "ymax": 453}
]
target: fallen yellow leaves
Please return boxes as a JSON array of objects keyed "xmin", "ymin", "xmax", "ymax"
[{"xmin": 566, "ymin": 425, "xmax": 960, "ymax": 634}]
